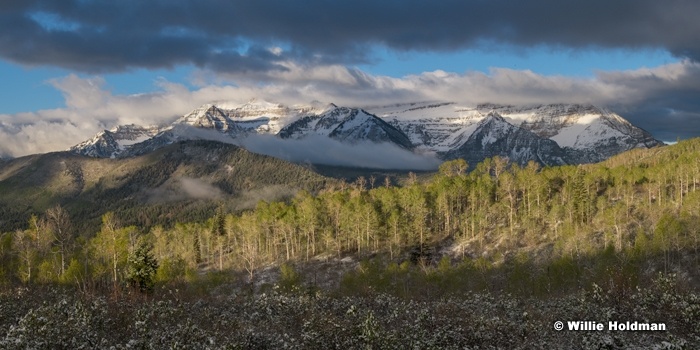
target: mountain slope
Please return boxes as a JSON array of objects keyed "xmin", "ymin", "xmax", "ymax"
[
  {"xmin": 175, "ymin": 104, "xmax": 243, "ymax": 134},
  {"xmin": 0, "ymin": 140, "xmax": 332, "ymax": 232}
]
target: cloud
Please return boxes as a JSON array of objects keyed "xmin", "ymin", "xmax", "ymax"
[
  {"xmin": 0, "ymin": 74, "xmax": 215, "ymax": 157},
  {"xmin": 236, "ymin": 134, "xmax": 442, "ymax": 170},
  {"xmin": 144, "ymin": 126, "xmax": 442, "ymax": 170},
  {"xmin": 179, "ymin": 177, "xmax": 223, "ymax": 200},
  {"xmin": 1, "ymin": 60, "xmax": 700, "ymax": 157},
  {"xmin": 595, "ymin": 61, "xmax": 700, "ymax": 141},
  {"xmin": 234, "ymin": 185, "xmax": 298, "ymax": 210},
  {"xmin": 147, "ymin": 177, "xmax": 223, "ymax": 203},
  {"xmin": 1, "ymin": 1, "xmax": 700, "ymax": 73}
]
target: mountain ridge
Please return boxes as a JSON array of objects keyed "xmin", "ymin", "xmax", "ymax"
[
  {"xmin": 1, "ymin": 140, "xmax": 332, "ymax": 232},
  {"xmin": 68, "ymin": 100, "xmax": 664, "ymax": 168}
]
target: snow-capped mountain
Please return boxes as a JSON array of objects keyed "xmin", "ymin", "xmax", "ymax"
[
  {"xmin": 372, "ymin": 102, "xmax": 483, "ymax": 153},
  {"xmin": 175, "ymin": 104, "xmax": 242, "ymax": 135},
  {"xmin": 442, "ymin": 112, "xmax": 568, "ymax": 166},
  {"xmin": 69, "ymin": 124, "xmax": 160, "ymax": 158},
  {"xmin": 479, "ymin": 104, "xmax": 662, "ymax": 162},
  {"xmin": 221, "ymin": 99, "xmax": 317, "ymax": 134},
  {"xmin": 372, "ymin": 102, "xmax": 663, "ymax": 163},
  {"xmin": 279, "ymin": 105, "xmax": 413, "ymax": 149},
  {"xmin": 70, "ymin": 99, "xmax": 322, "ymax": 158},
  {"xmin": 174, "ymin": 99, "xmax": 319, "ymax": 135},
  {"xmin": 69, "ymin": 99, "xmax": 663, "ymax": 168}
]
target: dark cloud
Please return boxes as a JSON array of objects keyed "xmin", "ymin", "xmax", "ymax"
[
  {"xmin": 0, "ymin": 2, "xmax": 289, "ymax": 73},
  {"xmin": 621, "ymin": 107, "xmax": 700, "ymax": 142},
  {"xmin": 1, "ymin": 0, "xmax": 699, "ymax": 72},
  {"xmin": 610, "ymin": 98, "xmax": 700, "ymax": 142},
  {"xmin": 598, "ymin": 62, "xmax": 700, "ymax": 141}
]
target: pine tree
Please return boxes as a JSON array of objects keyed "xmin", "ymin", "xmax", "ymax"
[{"xmin": 126, "ymin": 242, "xmax": 159, "ymax": 293}]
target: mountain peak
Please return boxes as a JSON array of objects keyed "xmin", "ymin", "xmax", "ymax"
[
  {"xmin": 238, "ymin": 98, "xmax": 283, "ymax": 111},
  {"xmin": 69, "ymin": 124, "xmax": 160, "ymax": 158},
  {"xmin": 483, "ymin": 111, "xmax": 506, "ymax": 122},
  {"xmin": 175, "ymin": 104, "xmax": 240, "ymax": 134}
]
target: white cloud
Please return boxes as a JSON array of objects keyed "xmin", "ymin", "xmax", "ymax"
[
  {"xmin": 236, "ymin": 134, "xmax": 442, "ymax": 170},
  {"xmin": 146, "ymin": 177, "xmax": 224, "ymax": 203}
]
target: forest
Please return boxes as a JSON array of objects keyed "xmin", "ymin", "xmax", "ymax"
[{"xmin": 1, "ymin": 138, "xmax": 700, "ymax": 348}]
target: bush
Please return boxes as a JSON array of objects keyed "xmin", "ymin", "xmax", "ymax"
[{"xmin": 279, "ymin": 263, "xmax": 302, "ymax": 293}]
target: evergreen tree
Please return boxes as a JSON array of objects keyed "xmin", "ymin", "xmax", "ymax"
[{"xmin": 126, "ymin": 242, "xmax": 159, "ymax": 293}]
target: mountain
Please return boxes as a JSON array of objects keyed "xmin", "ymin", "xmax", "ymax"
[
  {"xmin": 374, "ymin": 102, "xmax": 663, "ymax": 164},
  {"xmin": 69, "ymin": 124, "xmax": 160, "ymax": 158},
  {"xmin": 442, "ymin": 112, "xmax": 568, "ymax": 166},
  {"xmin": 175, "ymin": 104, "xmax": 242, "ymax": 134},
  {"xmin": 279, "ymin": 105, "xmax": 413, "ymax": 149},
  {"xmin": 478, "ymin": 104, "xmax": 663, "ymax": 162},
  {"xmin": 0, "ymin": 140, "xmax": 332, "ymax": 232},
  {"xmin": 174, "ymin": 99, "xmax": 320, "ymax": 135},
  {"xmin": 69, "ymin": 100, "xmax": 663, "ymax": 169},
  {"xmin": 70, "ymin": 100, "xmax": 325, "ymax": 159},
  {"xmin": 70, "ymin": 101, "xmax": 417, "ymax": 159}
]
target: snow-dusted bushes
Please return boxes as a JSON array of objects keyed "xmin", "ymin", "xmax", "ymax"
[{"xmin": 0, "ymin": 275, "xmax": 697, "ymax": 349}]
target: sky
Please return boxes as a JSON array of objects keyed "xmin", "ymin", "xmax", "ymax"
[{"xmin": 1, "ymin": 0, "xmax": 700, "ymax": 157}]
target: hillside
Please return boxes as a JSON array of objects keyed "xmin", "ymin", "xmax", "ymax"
[{"xmin": 0, "ymin": 140, "xmax": 332, "ymax": 232}]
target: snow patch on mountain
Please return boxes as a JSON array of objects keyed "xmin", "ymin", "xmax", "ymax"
[{"xmin": 539, "ymin": 113, "xmax": 599, "ymax": 148}]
